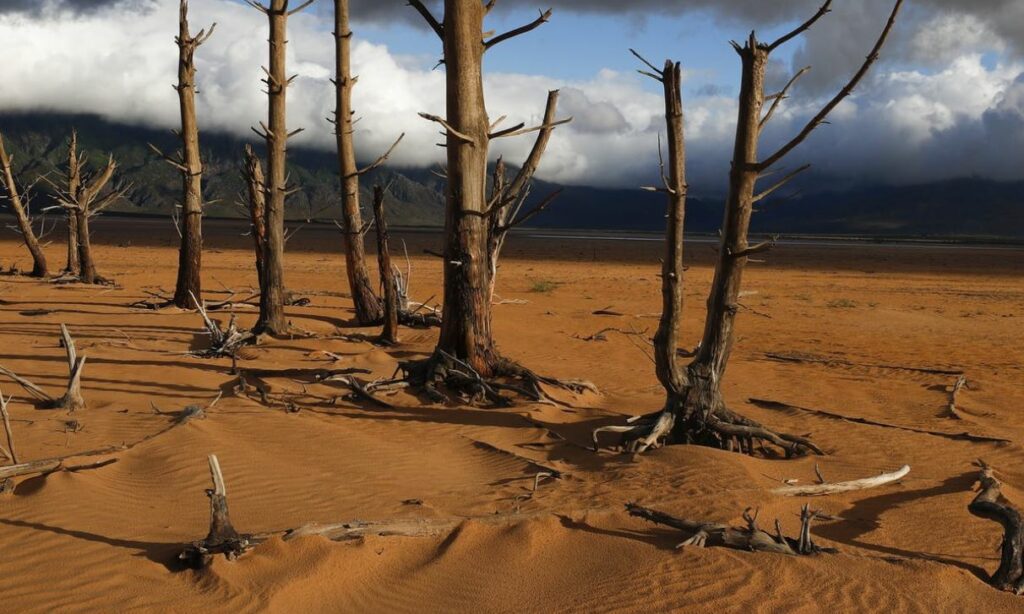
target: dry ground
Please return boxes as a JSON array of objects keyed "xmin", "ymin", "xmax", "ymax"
[{"xmin": 0, "ymin": 218, "xmax": 1021, "ymax": 612}]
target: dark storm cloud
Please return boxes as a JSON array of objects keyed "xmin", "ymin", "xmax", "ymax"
[{"xmin": 0, "ymin": 0, "xmax": 156, "ymax": 15}]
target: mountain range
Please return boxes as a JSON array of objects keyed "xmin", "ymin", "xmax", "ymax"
[{"xmin": 0, "ymin": 112, "xmax": 1021, "ymax": 240}]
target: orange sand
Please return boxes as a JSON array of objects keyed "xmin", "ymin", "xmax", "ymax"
[{"xmin": 0, "ymin": 220, "xmax": 1021, "ymax": 612}]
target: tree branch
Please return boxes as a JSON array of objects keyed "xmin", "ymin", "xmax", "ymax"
[
  {"xmin": 407, "ymin": 0, "xmax": 443, "ymax": 39},
  {"xmin": 766, "ymin": 0, "xmax": 833, "ymax": 52},
  {"xmin": 351, "ymin": 133, "xmax": 406, "ymax": 177},
  {"xmin": 752, "ymin": 164, "xmax": 811, "ymax": 203},
  {"xmin": 418, "ymin": 113, "xmax": 476, "ymax": 145},
  {"xmin": 485, "ymin": 9, "xmax": 552, "ymax": 51},
  {"xmin": 759, "ymin": 0, "xmax": 904, "ymax": 171},
  {"xmin": 759, "ymin": 66, "xmax": 810, "ymax": 130}
]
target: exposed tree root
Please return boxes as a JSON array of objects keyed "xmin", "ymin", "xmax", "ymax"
[
  {"xmin": 593, "ymin": 397, "xmax": 823, "ymax": 458},
  {"xmin": 750, "ymin": 398, "xmax": 1010, "ymax": 445},
  {"xmin": 968, "ymin": 460, "xmax": 1024, "ymax": 594},
  {"xmin": 366, "ymin": 351, "xmax": 596, "ymax": 408},
  {"xmin": 946, "ymin": 375, "xmax": 967, "ymax": 420},
  {"xmin": 180, "ymin": 455, "xmax": 252, "ymax": 569},
  {"xmin": 626, "ymin": 502, "xmax": 836, "ymax": 555}
]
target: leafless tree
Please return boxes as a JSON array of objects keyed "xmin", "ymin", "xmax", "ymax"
[
  {"xmin": 332, "ymin": 0, "xmax": 404, "ymax": 325},
  {"xmin": 247, "ymin": 0, "xmax": 316, "ymax": 335},
  {"xmin": 0, "ymin": 133, "xmax": 48, "ymax": 277},
  {"xmin": 391, "ymin": 1, "xmax": 585, "ymax": 404},
  {"xmin": 594, "ymin": 0, "xmax": 904, "ymax": 455},
  {"xmin": 48, "ymin": 131, "xmax": 129, "ymax": 285},
  {"xmin": 150, "ymin": 0, "xmax": 215, "ymax": 308}
]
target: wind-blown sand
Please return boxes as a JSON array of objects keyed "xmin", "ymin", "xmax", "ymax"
[{"xmin": 0, "ymin": 220, "xmax": 1021, "ymax": 612}]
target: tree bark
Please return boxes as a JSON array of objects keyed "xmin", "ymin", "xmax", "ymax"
[
  {"xmin": 436, "ymin": 0, "xmax": 497, "ymax": 375},
  {"xmin": 652, "ymin": 61, "xmax": 688, "ymax": 400},
  {"xmin": 254, "ymin": 0, "xmax": 291, "ymax": 336},
  {"xmin": 334, "ymin": 0, "xmax": 383, "ymax": 325},
  {"xmin": 0, "ymin": 133, "xmax": 48, "ymax": 277},
  {"xmin": 372, "ymin": 185, "xmax": 399, "ymax": 345},
  {"xmin": 171, "ymin": 0, "xmax": 212, "ymax": 309},
  {"xmin": 676, "ymin": 38, "xmax": 767, "ymax": 427},
  {"xmin": 75, "ymin": 207, "xmax": 98, "ymax": 284},
  {"xmin": 64, "ymin": 131, "xmax": 81, "ymax": 276},
  {"xmin": 242, "ymin": 144, "xmax": 267, "ymax": 289}
]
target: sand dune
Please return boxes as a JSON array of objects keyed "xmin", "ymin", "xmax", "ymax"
[{"xmin": 0, "ymin": 226, "xmax": 1021, "ymax": 612}]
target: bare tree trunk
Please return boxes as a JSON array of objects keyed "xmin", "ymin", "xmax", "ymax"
[
  {"xmin": 64, "ymin": 132, "xmax": 81, "ymax": 276},
  {"xmin": 171, "ymin": 0, "xmax": 214, "ymax": 309},
  {"xmin": 372, "ymin": 185, "xmax": 398, "ymax": 345},
  {"xmin": 242, "ymin": 144, "xmax": 267, "ymax": 289},
  {"xmin": 0, "ymin": 133, "xmax": 48, "ymax": 277},
  {"xmin": 252, "ymin": 0, "xmax": 310, "ymax": 335},
  {"xmin": 651, "ymin": 61, "xmax": 687, "ymax": 400},
  {"xmin": 679, "ymin": 37, "xmax": 767, "ymax": 421},
  {"xmin": 436, "ymin": 0, "xmax": 497, "ymax": 375},
  {"xmin": 334, "ymin": 0, "xmax": 382, "ymax": 325},
  {"xmin": 76, "ymin": 208, "xmax": 98, "ymax": 284}
]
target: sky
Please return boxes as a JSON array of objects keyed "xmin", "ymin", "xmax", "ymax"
[{"xmin": 0, "ymin": 0, "xmax": 1021, "ymax": 194}]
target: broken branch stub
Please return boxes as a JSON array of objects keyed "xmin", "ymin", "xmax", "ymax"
[
  {"xmin": 771, "ymin": 464, "xmax": 910, "ymax": 496},
  {"xmin": 180, "ymin": 454, "xmax": 252, "ymax": 569},
  {"xmin": 968, "ymin": 461, "xmax": 1024, "ymax": 594}
]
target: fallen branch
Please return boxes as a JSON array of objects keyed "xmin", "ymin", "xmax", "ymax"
[
  {"xmin": 771, "ymin": 464, "xmax": 910, "ymax": 496},
  {"xmin": 626, "ymin": 502, "xmax": 835, "ymax": 555},
  {"xmin": 750, "ymin": 398, "xmax": 1010, "ymax": 445},
  {"xmin": 968, "ymin": 460, "xmax": 1024, "ymax": 594}
]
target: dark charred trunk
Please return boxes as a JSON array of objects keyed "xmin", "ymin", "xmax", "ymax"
[{"xmin": 372, "ymin": 185, "xmax": 399, "ymax": 345}]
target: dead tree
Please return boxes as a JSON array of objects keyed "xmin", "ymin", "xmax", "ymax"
[
  {"xmin": 151, "ymin": 1, "xmax": 215, "ymax": 308},
  {"xmin": 242, "ymin": 144, "xmax": 267, "ymax": 288},
  {"xmin": 332, "ymin": 0, "xmax": 404, "ymax": 325},
  {"xmin": 594, "ymin": 0, "xmax": 903, "ymax": 456},
  {"xmin": 49, "ymin": 132, "xmax": 129, "ymax": 284},
  {"xmin": 0, "ymin": 324, "xmax": 86, "ymax": 412},
  {"xmin": 0, "ymin": 133, "xmax": 48, "ymax": 277},
  {"xmin": 372, "ymin": 185, "xmax": 399, "ymax": 345},
  {"xmin": 395, "ymin": 1, "xmax": 584, "ymax": 403},
  {"xmin": 180, "ymin": 454, "xmax": 251, "ymax": 568},
  {"xmin": 968, "ymin": 461, "xmax": 1024, "ymax": 594},
  {"xmin": 248, "ymin": 0, "xmax": 317, "ymax": 335},
  {"xmin": 486, "ymin": 89, "xmax": 565, "ymax": 302}
]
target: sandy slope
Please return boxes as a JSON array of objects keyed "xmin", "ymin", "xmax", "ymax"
[{"xmin": 0, "ymin": 222, "xmax": 1021, "ymax": 612}]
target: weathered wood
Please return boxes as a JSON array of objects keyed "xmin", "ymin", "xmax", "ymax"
[
  {"xmin": 170, "ymin": 0, "xmax": 214, "ymax": 309},
  {"xmin": 191, "ymin": 292, "xmax": 254, "ymax": 359},
  {"xmin": 947, "ymin": 375, "xmax": 967, "ymax": 420},
  {"xmin": 334, "ymin": 0, "xmax": 383, "ymax": 325},
  {"xmin": 180, "ymin": 454, "xmax": 251, "ymax": 568},
  {"xmin": 251, "ymin": 0, "xmax": 313, "ymax": 335},
  {"xmin": 0, "ymin": 133, "xmax": 48, "ymax": 277},
  {"xmin": 0, "ymin": 390, "xmax": 19, "ymax": 464},
  {"xmin": 242, "ymin": 144, "xmax": 267, "ymax": 288},
  {"xmin": 771, "ymin": 464, "xmax": 910, "ymax": 496},
  {"xmin": 52, "ymin": 324, "xmax": 86, "ymax": 412},
  {"xmin": 372, "ymin": 185, "xmax": 399, "ymax": 345},
  {"xmin": 626, "ymin": 502, "xmax": 833, "ymax": 556},
  {"xmin": 968, "ymin": 461, "xmax": 1024, "ymax": 594}
]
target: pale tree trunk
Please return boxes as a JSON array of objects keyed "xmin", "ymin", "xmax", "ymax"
[
  {"xmin": 171, "ymin": 0, "xmax": 214, "ymax": 309},
  {"xmin": 242, "ymin": 144, "xmax": 267, "ymax": 289},
  {"xmin": 372, "ymin": 185, "xmax": 398, "ymax": 345},
  {"xmin": 0, "ymin": 133, "xmax": 48, "ymax": 277},
  {"xmin": 334, "ymin": 0, "xmax": 382, "ymax": 325},
  {"xmin": 74, "ymin": 155, "xmax": 117, "ymax": 285}
]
